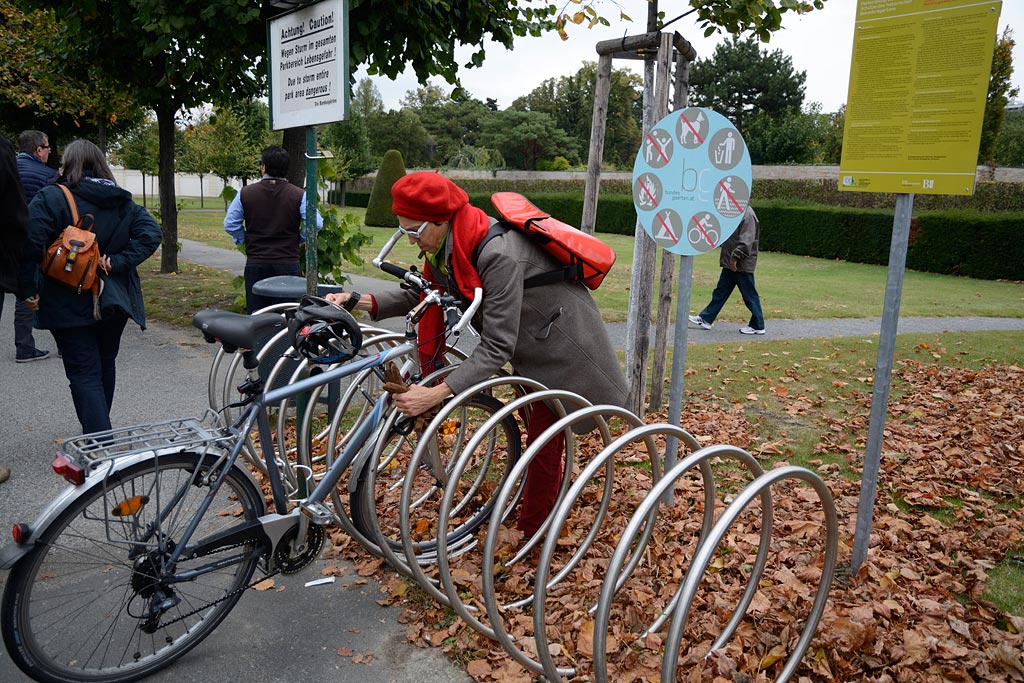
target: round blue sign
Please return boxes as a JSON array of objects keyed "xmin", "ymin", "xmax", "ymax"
[{"xmin": 632, "ymin": 107, "xmax": 752, "ymax": 256}]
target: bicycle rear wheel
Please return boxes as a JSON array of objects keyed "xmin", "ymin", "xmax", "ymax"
[{"xmin": 2, "ymin": 452, "xmax": 265, "ymax": 683}]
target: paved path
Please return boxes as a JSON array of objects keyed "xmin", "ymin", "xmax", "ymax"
[
  {"xmin": 179, "ymin": 237, "xmax": 1024, "ymax": 347},
  {"xmin": 0, "ymin": 240, "xmax": 1020, "ymax": 683},
  {"xmin": 0, "ymin": 290, "xmax": 469, "ymax": 683}
]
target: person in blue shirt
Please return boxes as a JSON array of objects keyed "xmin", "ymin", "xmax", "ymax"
[{"xmin": 223, "ymin": 146, "xmax": 323, "ymax": 313}]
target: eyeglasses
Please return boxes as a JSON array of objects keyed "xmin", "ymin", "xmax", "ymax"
[
  {"xmin": 39, "ymin": 145, "xmax": 51, "ymax": 150},
  {"xmin": 398, "ymin": 221, "xmax": 430, "ymax": 239}
]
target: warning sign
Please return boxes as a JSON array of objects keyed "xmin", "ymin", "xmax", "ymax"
[{"xmin": 632, "ymin": 108, "xmax": 752, "ymax": 256}]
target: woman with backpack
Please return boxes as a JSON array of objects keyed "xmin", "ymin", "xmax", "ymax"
[
  {"xmin": 23, "ymin": 139, "xmax": 161, "ymax": 435},
  {"xmin": 328, "ymin": 171, "xmax": 627, "ymax": 538}
]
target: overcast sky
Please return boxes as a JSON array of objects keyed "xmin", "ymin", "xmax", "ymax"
[{"xmin": 355, "ymin": 0, "xmax": 1024, "ymax": 115}]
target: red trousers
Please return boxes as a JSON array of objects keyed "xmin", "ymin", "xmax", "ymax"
[{"xmin": 516, "ymin": 401, "xmax": 566, "ymax": 537}]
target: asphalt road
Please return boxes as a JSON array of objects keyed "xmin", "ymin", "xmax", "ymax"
[{"xmin": 0, "ymin": 294, "xmax": 470, "ymax": 683}]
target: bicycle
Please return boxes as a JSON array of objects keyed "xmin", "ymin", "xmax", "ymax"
[{"xmin": 0, "ymin": 233, "xmax": 523, "ymax": 683}]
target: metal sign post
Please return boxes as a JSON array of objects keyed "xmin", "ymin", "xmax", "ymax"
[
  {"xmin": 839, "ymin": 0, "xmax": 1000, "ymax": 573},
  {"xmin": 305, "ymin": 126, "xmax": 319, "ymax": 294},
  {"xmin": 267, "ymin": 0, "xmax": 348, "ymax": 294}
]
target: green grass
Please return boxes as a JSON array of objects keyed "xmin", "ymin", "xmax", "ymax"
[{"xmin": 174, "ymin": 204, "xmax": 1024, "ymax": 323}]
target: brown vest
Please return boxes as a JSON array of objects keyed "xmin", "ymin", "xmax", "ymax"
[{"xmin": 240, "ymin": 178, "xmax": 304, "ymax": 264}]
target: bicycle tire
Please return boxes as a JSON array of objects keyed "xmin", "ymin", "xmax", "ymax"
[
  {"xmin": 349, "ymin": 392, "xmax": 521, "ymax": 554},
  {"xmin": 2, "ymin": 452, "xmax": 265, "ymax": 683}
]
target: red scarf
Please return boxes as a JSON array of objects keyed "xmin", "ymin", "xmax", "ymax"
[{"xmin": 417, "ymin": 203, "xmax": 491, "ymax": 375}]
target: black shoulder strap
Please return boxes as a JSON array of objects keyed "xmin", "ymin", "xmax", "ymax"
[{"xmin": 472, "ymin": 221, "xmax": 583, "ymax": 289}]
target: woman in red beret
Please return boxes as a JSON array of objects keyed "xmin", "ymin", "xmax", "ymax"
[{"xmin": 328, "ymin": 171, "xmax": 627, "ymax": 537}]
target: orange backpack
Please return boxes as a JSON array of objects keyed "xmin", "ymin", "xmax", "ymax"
[
  {"xmin": 41, "ymin": 185, "xmax": 105, "ymax": 318},
  {"xmin": 475, "ymin": 192, "xmax": 616, "ymax": 290}
]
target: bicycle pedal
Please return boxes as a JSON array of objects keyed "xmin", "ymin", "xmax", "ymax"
[{"xmin": 299, "ymin": 501, "xmax": 333, "ymax": 525}]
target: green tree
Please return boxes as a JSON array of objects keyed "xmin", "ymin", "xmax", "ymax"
[
  {"xmin": 205, "ymin": 105, "xmax": 260, "ymax": 202},
  {"xmin": 513, "ymin": 61, "xmax": 642, "ymax": 169},
  {"xmin": 320, "ymin": 116, "xmax": 374, "ymax": 205},
  {"xmin": 744, "ymin": 103, "xmax": 834, "ymax": 164},
  {"xmin": 365, "ymin": 150, "xmax": 406, "ymax": 228},
  {"xmin": 365, "ymin": 110, "xmax": 432, "ymax": 167},
  {"xmin": 24, "ymin": 0, "xmax": 268, "ymax": 274},
  {"xmin": 178, "ymin": 117, "xmax": 216, "ymax": 208},
  {"xmin": 995, "ymin": 108, "xmax": 1024, "ymax": 167},
  {"xmin": 689, "ymin": 36, "xmax": 806, "ymax": 133},
  {"xmin": 110, "ymin": 120, "xmax": 159, "ymax": 207},
  {"xmin": 479, "ymin": 110, "xmax": 576, "ymax": 170},
  {"xmin": 403, "ymin": 87, "xmax": 494, "ymax": 166},
  {"xmin": 820, "ymin": 105, "xmax": 846, "ymax": 165},
  {"xmin": 350, "ymin": 78, "xmax": 385, "ymax": 119},
  {"xmin": 0, "ymin": 0, "xmax": 142, "ymax": 149},
  {"xmin": 979, "ymin": 26, "xmax": 1018, "ymax": 164}
]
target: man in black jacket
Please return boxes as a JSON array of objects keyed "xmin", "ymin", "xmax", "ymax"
[
  {"xmin": 0, "ymin": 134, "xmax": 30, "ymax": 482},
  {"xmin": 13, "ymin": 130, "xmax": 56, "ymax": 362}
]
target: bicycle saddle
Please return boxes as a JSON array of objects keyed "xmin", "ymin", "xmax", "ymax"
[{"xmin": 192, "ymin": 309, "xmax": 287, "ymax": 353}]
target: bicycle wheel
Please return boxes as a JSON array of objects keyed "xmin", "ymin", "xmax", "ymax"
[
  {"xmin": 350, "ymin": 392, "xmax": 522, "ymax": 554},
  {"xmin": 2, "ymin": 452, "xmax": 265, "ymax": 683}
]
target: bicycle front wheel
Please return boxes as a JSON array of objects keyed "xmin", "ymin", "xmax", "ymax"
[{"xmin": 2, "ymin": 452, "xmax": 265, "ymax": 683}]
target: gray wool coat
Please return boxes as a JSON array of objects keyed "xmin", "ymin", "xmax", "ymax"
[{"xmin": 371, "ymin": 224, "xmax": 628, "ymax": 428}]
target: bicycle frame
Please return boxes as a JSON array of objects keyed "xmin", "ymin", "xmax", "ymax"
[{"xmin": 163, "ymin": 283, "xmax": 481, "ymax": 579}]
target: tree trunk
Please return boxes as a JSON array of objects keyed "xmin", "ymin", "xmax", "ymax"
[
  {"xmin": 96, "ymin": 117, "xmax": 108, "ymax": 154},
  {"xmin": 156, "ymin": 104, "xmax": 179, "ymax": 274},
  {"xmin": 283, "ymin": 127, "xmax": 306, "ymax": 187}
]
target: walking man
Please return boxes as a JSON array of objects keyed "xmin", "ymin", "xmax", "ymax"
[
  {"xmin": 13, "ymin": 130, "xmax": 56, "ymax": 362},
  {"xmin": 223, "ymin": 146, "xmax": 322, "ymax": 314},
  {"xmin": 688, "ymin": 205, "xmax": 766, "ymax": 335}
]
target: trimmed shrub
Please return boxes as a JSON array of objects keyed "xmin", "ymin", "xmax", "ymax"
[
  {"xmin": 349, "ymin": 181, "xmax": 1023, "ymax": 281},
  {"xmin": 365, "ymin": 150, "xmax": 405, "ymax": 227}
]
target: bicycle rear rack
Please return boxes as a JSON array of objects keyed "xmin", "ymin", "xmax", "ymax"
[{"xmin": 59, "ymin": 411, "xmax": 234, "ymax": 471}]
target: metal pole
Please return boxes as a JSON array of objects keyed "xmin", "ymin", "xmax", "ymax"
[
  {"xmin": 850, "ymin": 192, "xmax": 915, "ymax": 572},
  {"xmin": 663, "ymin": 255, "xmax": 693, "ymax": 497},
  {"xmin": 304, "ymin": 125, "xmax": 319, "ymax": 295}
]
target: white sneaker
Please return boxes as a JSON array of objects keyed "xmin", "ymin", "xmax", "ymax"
[
  {"xmin": 739, "ymin": 326, "xmax": 766, "ymax": 335},
  {"xmin": 688, "ymin": 315, "xmax": 712, "ymax": 330}
]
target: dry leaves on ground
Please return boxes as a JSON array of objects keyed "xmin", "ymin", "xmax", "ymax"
[{"xmin": 329, "ymin": 362, "xmax": 1023, "ymax": 682}]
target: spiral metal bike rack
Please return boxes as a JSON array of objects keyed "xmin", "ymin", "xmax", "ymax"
[{"xmin": 206, "ymin": 322, "xmax": 839, "ymax": 680}]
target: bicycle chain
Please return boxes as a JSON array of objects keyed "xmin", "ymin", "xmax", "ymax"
[{"xmin": 154, "ymin": 541, "xmax": 277, "ymax": 630}]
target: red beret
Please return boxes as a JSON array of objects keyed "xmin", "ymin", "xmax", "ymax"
[{"xmin": 391, "ymin": 172, "xmax": 469, "ymax": 223}]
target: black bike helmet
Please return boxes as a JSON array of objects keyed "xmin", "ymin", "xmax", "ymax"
[{"xmin": 287, "ymin": 295, "xmax": 363, "ymax": 364}]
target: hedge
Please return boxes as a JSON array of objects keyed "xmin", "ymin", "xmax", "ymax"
[{"xmin": 340, "ymin": 190, "xmax": 1023, "ymax": 281}]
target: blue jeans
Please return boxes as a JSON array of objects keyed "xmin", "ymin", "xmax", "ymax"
[
  {"xmin": 699, "ymin": 268, "xmax": 765, "ymax": 330},
  {"xmin": 244, "ymin": 263, "xmax": 301, "ymax": 314},
  {"xmin": 51, "ymin": 314, "xmax": 129, "ymax": 434}
]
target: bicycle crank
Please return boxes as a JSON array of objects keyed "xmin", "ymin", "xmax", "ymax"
[{"xmin": 273, "ymin": 523, "xmax": 325, "ymax": 574}]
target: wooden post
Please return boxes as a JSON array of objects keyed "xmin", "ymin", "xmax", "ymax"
[
  {"xmin": 624, "ymin": 31, "xmax": 675, "ymax": 415},
  {"xmin": 650, "ymin": 54, "xmax": 691, "ymax": 411},
  {"xmin": 581, "ymin": 54, "xmax": 613, "ymax": 235}
]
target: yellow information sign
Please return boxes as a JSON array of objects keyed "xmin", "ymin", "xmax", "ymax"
[{"xmin": 838, "ymin": 0, "xmax": 1002, "ymax": 195}]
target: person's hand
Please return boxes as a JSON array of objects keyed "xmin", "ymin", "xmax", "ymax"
[
  {"xmin": 22, "ymin": 295, "xmax": 39, "ymax": 312},
  {"xmin": 99, "ymin": 255, "xmax": 112, "ymax": 272},
  {"xmin": 391, "ymin": 382, "xmax": 452, "ymax": 418},
  {"xmin": 729, "ymin": 258, "xmax": 738, "ymax": 272},
  {"xmin": 326, "ymin": 292, "xmax": 372, "ymax": 313}
]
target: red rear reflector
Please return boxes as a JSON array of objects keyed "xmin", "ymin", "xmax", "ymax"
[
  {"xmin": 12, "ymin": 524, "xmax": 30, "ymax": 544},
  {"xmin": 52, "ymin": 453, "xmax": 86, "ymax": 486}
]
